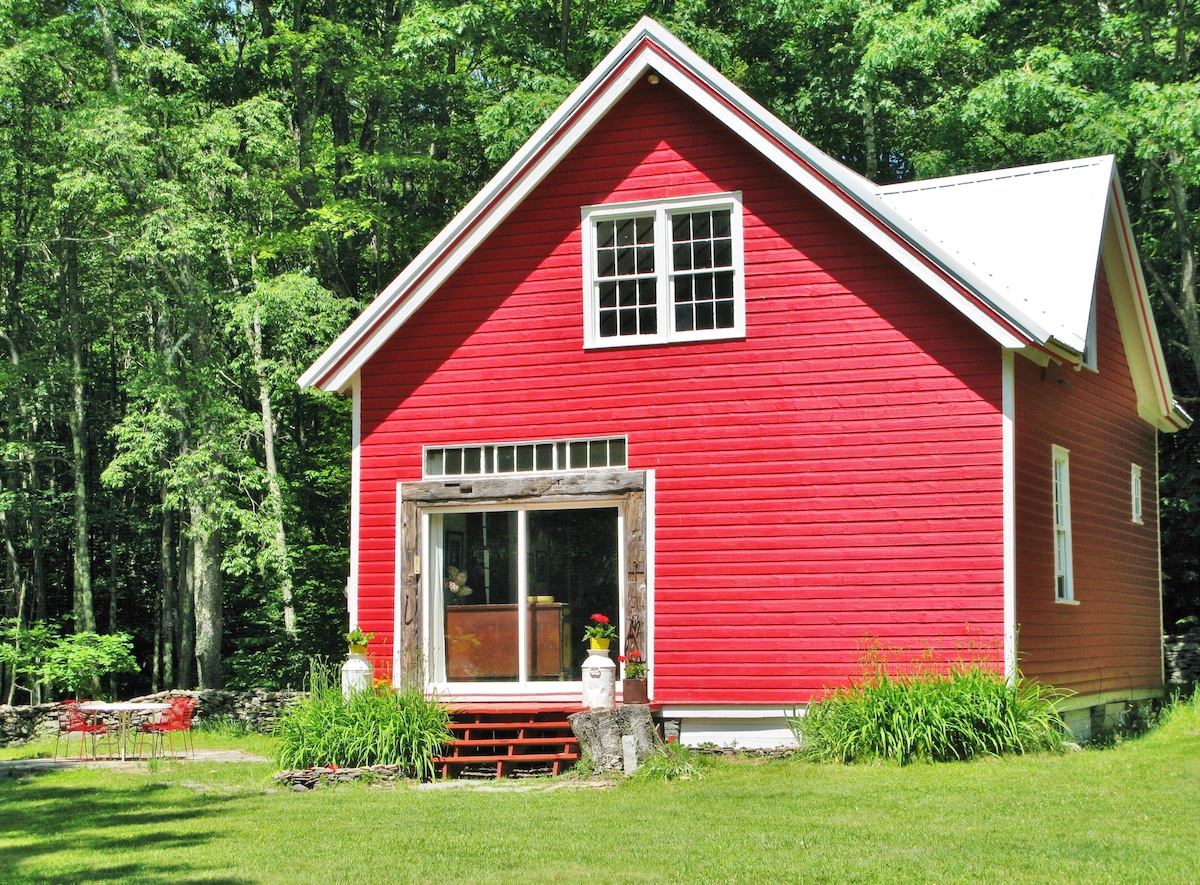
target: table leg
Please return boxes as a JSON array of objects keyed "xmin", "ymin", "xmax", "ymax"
[{"xmin": 118, "ymin": 712, "xmax": 131, "ymax": 762}]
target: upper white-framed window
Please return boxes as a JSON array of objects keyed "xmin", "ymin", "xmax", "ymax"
[
  {"xmin": 581, "ymin": 192, "xmax": 746, "ymax": 348},
  {"xmin": 1131, "ymin": 463, "xmax": 1143, "ymax": 524},
  {"xmin": 1052, "ymin": 445, "xmax": 1075, "ymax": 603}
]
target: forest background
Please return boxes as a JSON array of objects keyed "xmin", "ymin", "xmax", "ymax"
[{"xmin": 1, "ymin": 0, "xmax": 1198, "ymax": 699}]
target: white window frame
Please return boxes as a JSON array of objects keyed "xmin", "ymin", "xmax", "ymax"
[
  {"xmin": 1052, "ymin": 445, "xmax": 1075, "ymax": 603},
  {"xmin": 1131, "ymin": 463, "xmax": 1143, "ymax": 524},
  {"xmin": 423, "ymin": 500, "xmax": 626, "ymax": 697},
  {"xmin": 581, "ymin": 192, "xmax": 745, "ymax": 348}
]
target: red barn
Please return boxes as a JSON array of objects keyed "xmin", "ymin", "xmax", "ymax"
[{"xmin": 301, "ymin": 19, "xmax": 1189, "ymax": 746}]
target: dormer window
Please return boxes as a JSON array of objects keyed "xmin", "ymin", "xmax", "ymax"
[{"xmin": 582, "ymin": 193, "xmax": 745, "ymax": 347}]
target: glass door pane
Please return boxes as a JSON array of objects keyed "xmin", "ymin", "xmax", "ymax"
[
  {"xmin": 526, "ymin": 508, "xmax": 619, "ymax": 682},
  {"xmin": 441, "ymin": 511, "xmax": 518, "ymax": 681}
]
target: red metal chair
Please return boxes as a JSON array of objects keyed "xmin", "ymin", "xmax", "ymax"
[
  {"xmin": 54, "ymin": 700, "xmax": 110, "ymax": 761},
  {"xmin": 138, "ymin": 697, "xmax": 196, "ymax": 759}
]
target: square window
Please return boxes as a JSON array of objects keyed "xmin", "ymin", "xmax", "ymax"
[{"xmin": 583, "ymin": 194, "xmax": 744, "ymax": 347}]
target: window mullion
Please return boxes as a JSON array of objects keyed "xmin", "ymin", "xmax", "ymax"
[
  {"xmin": 516, "ymin": 509, "xmax": 529, "ymax": 683},
  {"xmin": 657, "ymin": 209, "xmax": 672, "ymax": 340}
]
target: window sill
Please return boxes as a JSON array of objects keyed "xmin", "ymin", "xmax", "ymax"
[{"xmin": 1055, "ymin": 599, "xmax": 1081, "ymax": 606}]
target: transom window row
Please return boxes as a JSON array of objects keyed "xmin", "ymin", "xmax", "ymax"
[{"xmin": 425, "ymin": 437, "xmax": 627, "ymax": 478}]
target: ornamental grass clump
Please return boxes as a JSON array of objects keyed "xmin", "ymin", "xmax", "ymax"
[
  {"xmin": 274, "ymin": 659, "xmax": 452, "ymax": 779},
  {"xmin": 791, "ymin": 665, "xmax": 1068, "ymax": 765}
]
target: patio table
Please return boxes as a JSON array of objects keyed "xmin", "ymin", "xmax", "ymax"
[{"xmin": 79, "ymin": 701, "xmax": 170, "ymax": 761}]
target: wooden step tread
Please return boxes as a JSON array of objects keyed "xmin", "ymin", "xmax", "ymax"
[
  {"xmin": 445, "ymin": 703, "xmax": 586, "ymax": 715},
  {"xmin": 448, "ymin": 720, "xmax": 573, "ymax": 732},
  {"xmin": 433, "ymin": 752, "xmax": 579, "ymax": 765},
  {"xmin": 446, "ymin": 737, "xmax": 578, "ymax": 749}
]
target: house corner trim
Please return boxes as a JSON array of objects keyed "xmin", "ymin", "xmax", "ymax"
[{"xmin": 1002, "ymin": 349, "xmax": 1017, "ymax": 679}]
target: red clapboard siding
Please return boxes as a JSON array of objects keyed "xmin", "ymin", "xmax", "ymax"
[
  {"xmin": 1014, "ymin": 269, "xmax": 1162, "ymax": 697},
  {"xmin": 356, "ymin": 77, "xmax": 1005, "ymax": 705}
]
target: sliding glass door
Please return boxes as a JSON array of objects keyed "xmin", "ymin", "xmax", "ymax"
[{"xmin": 428, "ymin": 505, "xmax": 619, "ymax": 686}]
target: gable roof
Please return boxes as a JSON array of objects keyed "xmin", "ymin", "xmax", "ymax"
[{"xmin": 299, "ymin": 18, "xmax": 1187, "ymax": 431}]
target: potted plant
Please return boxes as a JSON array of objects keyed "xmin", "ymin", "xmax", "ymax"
[
  {"xmin": 619, "ymin": 650, "xmax": 649, "ymax": 704},
  {"xmin": 582, "ymin": 613, "xmax": 617, "ymax": 650},
  {"xmin": 344, "ymin": 627, "xmax": 375, "ymax": 655}
]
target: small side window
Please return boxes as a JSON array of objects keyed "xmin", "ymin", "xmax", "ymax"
[
  {"xmin": 1052, "ymin": 445, "xmax": 1074, "ymax": 603},
  {"xmin": 1131, "ymin": 464, "xmax": 1143, "ymax": 525}
]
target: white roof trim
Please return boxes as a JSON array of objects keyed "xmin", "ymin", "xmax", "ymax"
[
  {"xmin": 300, "ymin": 18, "xmax": 1185, "ymax": 432},
  {"xmin": 300, "ymin": 17, "xmax": 1034, "ymax": 393}
]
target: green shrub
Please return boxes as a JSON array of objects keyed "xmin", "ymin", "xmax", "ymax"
[
  {"xmin": 791, "ymin": 666, "xmax": 1067, "ymax": 765},
  {"xmin": 274, "ymin": 660, "xmax": 452, "ymax": 778}
]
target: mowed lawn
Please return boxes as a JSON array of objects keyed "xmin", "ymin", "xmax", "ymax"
[{"xmin": 2, "ymin": 700, "xmax": 1197, "ymax": 885}]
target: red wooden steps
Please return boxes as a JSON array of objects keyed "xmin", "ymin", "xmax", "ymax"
[{"xmin": 434, "ymin": 704, "xmax": 585, "ymax": 779}]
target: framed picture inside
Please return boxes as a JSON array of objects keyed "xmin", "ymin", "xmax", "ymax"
[{"xmin": 446, "ymin": 531, "xmax": 464, "ymax": 570}]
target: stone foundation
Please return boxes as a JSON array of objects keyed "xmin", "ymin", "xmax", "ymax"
[
  {"xmin": 1165, "ymin": 628, "xmax": 1200, "ymax": 688},
  {"xmin": 0, "ymin": 688, "xmax": 304, "ymax": 748}
]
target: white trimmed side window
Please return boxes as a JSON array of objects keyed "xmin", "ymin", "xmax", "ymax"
[
  {"xmin": 582, "ymin": 193, "xmax": 745, "ymax": 347},
  {"xmin": 1052, "ymin": 445, "xmax": 1074, "ymax": 602},
  {"xmin": 1131, "ymin": 463, "xmax": 1143, "ymax": 524}
]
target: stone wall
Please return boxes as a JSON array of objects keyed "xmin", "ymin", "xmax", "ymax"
[
  {"xmin": 1165, "ymin": 629, "xmax": 1200, "ymax": 688},
  {"xmin": 0, "ymin": 688, "xmax": 304, "ymax": 748}
]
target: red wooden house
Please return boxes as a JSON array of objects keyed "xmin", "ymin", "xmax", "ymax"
[{"xmin": 301, "ymin": 19, "xmax": 1190, "ymax": 745}]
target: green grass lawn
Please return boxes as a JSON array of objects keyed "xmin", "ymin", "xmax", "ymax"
[{"xmin": 2, "ymin": 698, "xmax": 1198, "ymax": 884}]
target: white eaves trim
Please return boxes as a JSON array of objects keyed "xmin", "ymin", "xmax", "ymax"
[
  {"xmin": 298, "ymin": 21, "xmax": 665, "ymax": 393},
  {"xmin": 299, "ymin": 16, "xmax": 1186, "ymax": 437},
  {"xmin": 299, "ymin": 17, "xmax": 1036, "ymax": 393}
]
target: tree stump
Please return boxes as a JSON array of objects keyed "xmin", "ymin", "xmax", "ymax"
[{"xmin": 568, "ymin": 705, "xmax": 658, "ymax": 774}]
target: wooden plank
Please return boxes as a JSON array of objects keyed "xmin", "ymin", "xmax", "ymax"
[
  {"xmin": 398, "ymin": 498, "xmax": 420, "ymax": 689},
  {"xmin": 1013, "ymin": 271, "xmax": 1162, "ymax": 698},
  {"xmin": 401, "ymin": 470, "xmax": 645, "ymax": 504}
]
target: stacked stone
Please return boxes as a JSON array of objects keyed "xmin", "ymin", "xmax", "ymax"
[
  {"xmin": 0, "ymin": 703, "xmax": 59, "ymax": 745},
  {"xmin": 0, "ymin": 688, "xmax": 306, "ymax": 748},
  {"xmin": 274, "ymin": 764, "xmax": 403, "ymax": 790},
  {"xmin": 1164, "ymin": 629, "xmax": 1200, "ymax": 687}
]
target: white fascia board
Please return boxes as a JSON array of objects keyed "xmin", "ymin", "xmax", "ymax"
[
  {"xmin": 299, "ymin": 22, "xmax": 662, "ymax": 393},
  {"xmin": 643, "ymin": 33, "xmax": 1035, "ymax": 350},
  {"xmin": 348, "ymin": 375, "xmax": 362, "ymax": 626},
  {"xmin": 300, "ymin": 17, "xmax": 1039, "ymax": 392},
  {"xmin": 1101, "ymin": 179, "xmax": 1187, "ymax": 431},
  {"xmin": 1002, "ymin": 349, "xmax": 1017, "ymax": 681}
]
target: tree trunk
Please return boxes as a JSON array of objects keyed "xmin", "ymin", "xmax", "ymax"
[
  {"xmin": 0, "ymin": 507, "xmax": 26, "ymax": 705},
  {"xmin": 192, "ymin": 502, "xmax": 223, "ymax": 689},
  {"xmin": 248, "ymin": 306, "xmax": 296, "ymax": 634},
  {"xmin": 178, "ymin": 519, "xmax": 195, "ymax": 688},
  {"xmin": 159, "ymin": 482, "xmax": 176, "ymax": 688},
  {"xmin": 64, "ymin": 241, "xmax": 95, "ymax": 634}
]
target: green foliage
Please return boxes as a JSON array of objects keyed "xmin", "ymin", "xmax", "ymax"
[
  {"xmin": 791, "ymin": 665, "xmax": 1068, "ymax": 764},
  {"xmin": 273, "ymin": 660, "xmax": 451, "ymax": 777},
  {"xmin": 1, "ymin": 620, "xmax": 138, "ymax": 699},
  {"xmin": 0, "ymin": 619, "xmax": 57, "ymax": 702},
  {"xmin": 41, "ymin": 630, "xmax": 140, "ymax": 698}
]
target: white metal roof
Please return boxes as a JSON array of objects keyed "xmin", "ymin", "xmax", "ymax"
[{"xmin": 878, "ymin": 157, "xmax": 1115, "ymax": 356}]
